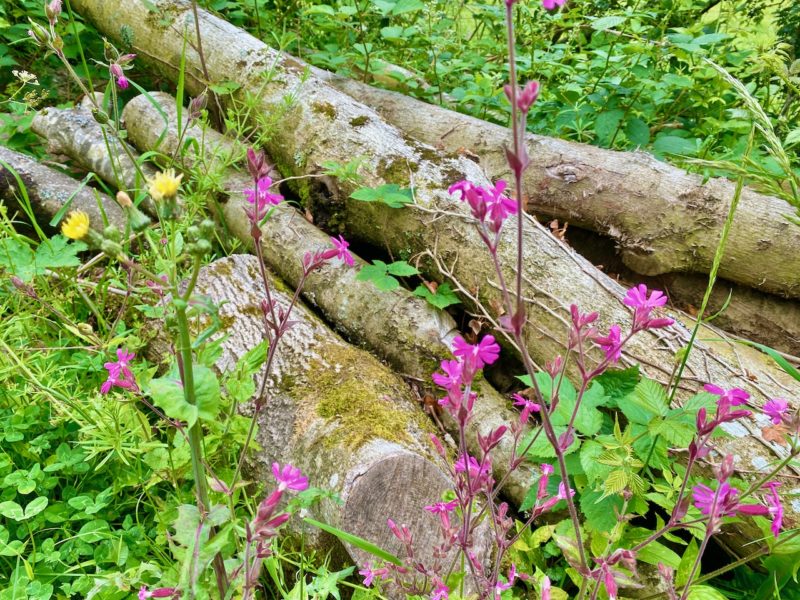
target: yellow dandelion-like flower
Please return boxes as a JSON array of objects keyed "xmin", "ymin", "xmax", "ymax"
[
  {"xmin": 61, "ymin": 210, "xmax": 90, "ymax": 240},
  {"xmin": 147, "ymin": 168, "xmax": 183, "ymax": 202}
]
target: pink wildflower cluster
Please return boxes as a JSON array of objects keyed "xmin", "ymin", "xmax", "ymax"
[
  {"xmin": 240, "ymin": 464, "xmax": 308, "ymax": 594},
  {"xmin": 694, "ymin": 384, "xmax": 752, "ymax": 448},
  {"xmin": 623, "ymin": 284, "xmax": 674, "ymax": 331},
  {"xmin": 302, "ymin": 235, "xmax": 355, "ymax": 273},
  {"xmin": 692, "ymin": 479, "xmax": 782, "ymax": 538},
  {"xmin": 432, "ymin": 335, "xmax": 501, "ymax": 424},
  {"xmin": 100, "ymin": 348, "xmax": 139, "ymax": 394},
  {"xmin": 244, "ymin": 176, "xmax": 284, "ymax": 223},
  {"xmin": 448, "ymin": 180, "xmax": 518, "ymax": 239}
]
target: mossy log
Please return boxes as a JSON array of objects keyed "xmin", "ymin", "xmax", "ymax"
[
  {"xmin": 68, "ymin": 0, "xmax": 800, "ymax": 552},
  {"xmin": 177, "ymin": 253, "xmax": 464, "ymax": 570},
  {"xmin": 0, "ymin": 145, "xmax": 124, "ymax": 234},
  {"xmin": 316, "ymin": 71, "xmax": 800, "ymax": 300},
  {"xmin": 46, "ymin": 88, "xmax": 526, "ymax": 507}
]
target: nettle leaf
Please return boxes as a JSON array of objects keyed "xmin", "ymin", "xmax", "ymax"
[
  {"xmin": 625, "ymin": 117, "xmax": 650, "ymax": 147},
  {"xmin": 579, "ymin": 440, "xmax": 611, "ymax": 484},
  {"xmin": 350, "ymin": 184, "xmax": 413, "ymax": 208},
  {"xmin": 413, "ymin": 282, "xmax": 460, "ymax": 309},
  {"xmin": 595, "ymin": 366, "xmax": 640, "ymax": 408},
  {"xmin": 523, "ymin": 425, "xmax": 580, "ymax": 458},
  {"xmin": 650, "ymin": 410, "xmax": 695, "ymax": 446}
]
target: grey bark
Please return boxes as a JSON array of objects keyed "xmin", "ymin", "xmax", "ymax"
[
  {"xmin": 317, "ymin": 71, "xmax": 800, "ymax": 300},
  {"xmin": 0, "ymin": 145, "xmax": 125, "ymax": 234},
  {"xmin": 190, "ymin": 254, "xmax": 462, "ymax": 570},
  {"xmin": 69, "ymin": 0, "xmax": 800, "ymax": 549}
]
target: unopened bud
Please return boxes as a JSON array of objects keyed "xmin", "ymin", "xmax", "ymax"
[
  {"xmin": 116, "ymin": 190, "xmax": 133, "ymax": 208},
  {"xmin": 103, "ymin": 225, "xmax": 122, "ymax": 242},
  {"xmin": 199, "ymin": 219, "xmax": 215, "ymax": 237},
  {"xmin": 100, "ymin": 239, "xmax": 123, "ymax": 256},
  {"xmin": 91, "ymin": 108, "xmax": 109, "ymax": 124},
  {"xmin": 186, "ymin": 225, "xmax": 200, "ymax": 242},
  {"xmin": 45, "ymin": 0, "xmax": 62, "ymax": 24},
  {"xmin": 28, "ymin": 21, "xmax": 51, "ymax": 46}
]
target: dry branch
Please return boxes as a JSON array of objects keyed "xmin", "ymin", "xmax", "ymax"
[
  {"xmin": 317, "ymin": 71, "xmax": 800, "ymax": 299},
  {"xmin": 67, "ymin": 0, "xmax": 800, "ymax": 550}
]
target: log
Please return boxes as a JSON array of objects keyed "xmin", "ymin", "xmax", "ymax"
[
  {"xmin": 315, "ymin": 71, "xmax": 800, "ymax": 300},
  {"xmin": 31, "ymin": 104, "xmax": 156, "ymax": 199},
  {"xmin": 68, "ymin": 0, "xmax": 800, "ymax": 552},
  {"xmin": 30, "ymin": 89, "xmax": 536, "ymax": 506},
  {"xmin": 191, "ymin": 253, "xmax": 465, "ymax": 570},
  {"xmin": 0, "ymin": 146, "xmax": 472, "ymax": 573},
  {"xmin": 0, "ymin": 145, "xmax": 125, "ymax": 233}
]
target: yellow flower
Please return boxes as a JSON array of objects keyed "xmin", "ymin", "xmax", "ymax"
[
  {"xmin": 147, "ymin": 168, "xmax": 183, "ymax": 202},
  {"xmin": 61, "ymin": 210, "xmax": 90, "ymax": 240}
]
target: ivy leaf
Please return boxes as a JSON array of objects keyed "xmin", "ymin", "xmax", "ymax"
[
  {"xmin": 413, "ymin": 282, "xmax": 460, "ymax": 309},
  {"xmin": 350, "ymin": 184, "xmax": 413, "ymax": 208}
]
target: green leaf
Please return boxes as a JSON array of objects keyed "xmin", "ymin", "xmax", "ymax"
[
  {"xmin": 595, "ymin": 366, "xmax": 639, "ymax": 408},
  {"xmin": 209, "ymin": 81, "xmax": 241, "ymax": 95},
  {"xmin": 638, "ymin": 540, "xmax": 681, "ymax": 569},
  {"xmin": 23, "ymin": 497, "xmax": 48, "ymax": 520},
  {"xmin": 149, "ymin": 374, "xmax": 199, "ymax": 427},
  {"xmin": 653, "ymin": 135, "xmax": 699, "ymax": 157},
  {"xmin": 385, "ymin": 261, "xmax": 419, "ymax": 277},
  {"xmin": 619, "ymin": 378, "xmax": 667, "ymax": 424},
  {"xmin": 686, "ymin": 585, "xmax": 728, "ymax": 600},
  {"xmin": 304, "ymin": 518, "xmax": 403, "ymax": 566},
  {"xmin": 580, "ymin": 489, "xmax": 623, "ymax": 533},
  {"xmin": 390, "ymin": 0, "xmax": 425, "ymax": 14},
  {"xmin": 78, "ymin": 520, "xmax": 110, "ymax": 543},
  {"xmin": 677, "ymin": 539, "xmax": 699, "ymax": 586},
  {"xmin": 735, "ymin": 340, "xmax": 800, "ymax": 384},
  {"xmin": 625, "ymin": 117, "xmax": 650, "ymax": 147},
  {"xmin": 350, "ymin": 184, "xmax": 413, "ymax": 208},
  {"xmin": 579, "ymin": 441, "xmax": 610, "ymax": 484},
  {"xmin": 357, "ymin": 260, "xmax": 399, "ymax": 291},
  {"xmin": 594, "ymin": 109, "xmax": 624, "ymax": 145},
  {"xmin": 591, "ymin": 15, "xmax": 627, "ymax": 30},
  {"xmin": 0, "ymin": 501, "xmax": 24, "ymax": 521},
  {"xmin": 192, "ymin": 365, "xmax": 221, "ymax": 422},
  {"xmin": 413, "ymin": 283, "xmax": 461, "ymax": 309}
]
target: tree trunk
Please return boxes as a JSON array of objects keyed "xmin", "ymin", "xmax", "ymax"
[
  {"xmin": 317, "ymin": 71, "xmax": 800, "ymax": 299},
  {"xmin": 190, "ymin": 253, "xmax": 467, "ymax": 571},
  {"xmin": 68, "ymin": 0, "xmax": 800, "ymax": 550},
  {"xmin": 0, "ymin": 145, "xmax": 125, "ymax": 234}
]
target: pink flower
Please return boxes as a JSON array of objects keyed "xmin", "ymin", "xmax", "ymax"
[
  {"xmin": 504, "ymin": 81, "xmax": 540, "ymax": 114},
  {"xmin": 764, "ymin": 398, "xmax": 789, "ymax": 425},
  {"xmin": 542, "ymin": 0, "xmax": 566, "ymax": 9},
  {"xmin": 624, "ymin": 284, "xmax": 673, "ymax": 330},
  {"xmin": 541, "ymin": 576, "xmax": 551, "ymax": 600},
  {"xmin": 692, "ymin": 482, "xmax": 768, "ymax": 522},
  {"xmin": 454, "ymin": 454, "xmax": 493, "ymax": 490},
  {"xmin": 425, "ymin": 499, "xmax": 458, "ymax": 530},
  {"xmin": 359, "ymin": 563, "xmax": 389, "ymax": 587},
  {"xmin": 433, "ymin": 359, "xmax": 463, "ymax": 391},
  {"xmin": 138, "ymin": 588, "xmax": 178, "ymax": 599},
  {"xmin": 244, "ymin": 176, "xmax": 283, "ymax": 222},
  {"xmin": 704, "ymin": 384, "xmax": 749, "ymax": 407},
  {"xmin": 431, "ymin": 580, "xmax": 449, "ymax": 600},
  {"xmin": 764, "ymin": 482, "xmax": 783, "ymax": 538},
  {"xmin": 448, "ymin": 180, "xmax": 516, "ymax": 232},
  {"xmin": 513, "ymin": 393, "xmax": 540, "ymax": 423},
  {"xmin": 593, "ymin": 324, "xmax": 623, "ymax": 363},
  {"xmin": 272, "ymin": 463, "xmax": 308, "ymax": 492},
  {"xmin": 109, "ymin": 63, "xmax": 130, "ymax": 89},
  {"xmin": 100, "ymin": 348, "xmax": 139, "ymax": 394},
  {"xmin": 452, "ymin": 335, "xmax": 501, "ymax": 371},
  {"xmin": 327, "ymin": 235, "xmax": 354, "ymax": 267}
]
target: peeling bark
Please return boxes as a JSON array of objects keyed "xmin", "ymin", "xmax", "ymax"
[
  {"xmin": 0, "ymin": 145, "xmax": 124, "ymax": 233},
  {"xmin": 317, "ymin": 71, "xmax": 800, "ymax": 300},
  {"xmin": 67, "ymin": 0, "xmax": 800, "ymax": 551}
]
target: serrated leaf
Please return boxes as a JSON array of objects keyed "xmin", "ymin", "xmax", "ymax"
[
  {"xmin": 595, "ymin": 366, "xmax": 639, "ymax": 407},
  {"xmin": 580, "ymin": 441, "xmax": 610, "ymax": 484},
  {"xmin": 35, "ymin": 235, "xmax": 86, "ymax": 270},
  {"xmin": 620, "ymin": 378, "xmax": 667, "ymax": 424},
  {"xmin": 686, "ymin": 585, "xmax": 728, "ymax": 600},
  {"xmin": 625, "ymin": 117, "xmax": 650, "ymax": 147},
  {"xmin": 603, "ymin": 469, "xmax": 629, "ymax": 496}
]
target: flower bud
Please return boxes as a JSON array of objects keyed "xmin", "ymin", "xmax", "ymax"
[
  {"xmin": 101, "ymin": 239, "xmax": 123, "ymax": 257},
  {"xmin": 91, "ymin": 108, "xmax": 109, "ymax": 124},
  {"xmin": 116, "ymin": 190, "xmax": 133, "ymax": 208},
  {"xmin": 200, "ymin": 219, "xmax": 215, "ymax": 237},
  {"xmin": 103, "ymin": 225, "xmax": 122, "ymax": 242},
  {"xmin": 46, "ymin": 0, "xmax": 62, "ymax": 24},
  {"xmin": 28, "ymin": 21, "xmax": 51, "ymax": 46}
]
